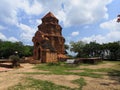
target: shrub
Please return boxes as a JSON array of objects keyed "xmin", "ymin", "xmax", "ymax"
[
  {"xmin": 47, "ymin": 62, "xmax": 61, "ymax": 66},
  {"xmin": 9, "ymin": 55, "xmax": 20, "ymax": 68}
]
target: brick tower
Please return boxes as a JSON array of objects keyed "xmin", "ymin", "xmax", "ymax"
[{"xmin": 32, "ymin": 12, "xmax": 66, "ymax": 63}]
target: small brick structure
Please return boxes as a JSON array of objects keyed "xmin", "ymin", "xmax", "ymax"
[{"xmin": 32, "ymin": 12, "xmax": 67, "ymax": 63}]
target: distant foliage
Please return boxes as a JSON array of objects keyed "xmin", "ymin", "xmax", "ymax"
[
  {"xmin": 0, "ymin": 40, "xmax": 33, "ymax": 58},
  {"xmin": 70, "ymin": 41, "xmax": 120, "ymax": 60}
]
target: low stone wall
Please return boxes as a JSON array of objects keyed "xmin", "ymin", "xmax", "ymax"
[{"xmin": 78, "ymin": 57, "xmax": 102, "ymax": 64}]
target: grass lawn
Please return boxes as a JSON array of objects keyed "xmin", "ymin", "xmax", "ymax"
[{"xmin": 32, "ymin": 62, "xmax": 103, "ymax": 78}]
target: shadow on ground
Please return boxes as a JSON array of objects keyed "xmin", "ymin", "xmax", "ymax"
[
  {"xmin": 0, "ymin": 63, "xmax": 12, "ymax": 68},
  {"xmin": 108, "ymin": 70, "xmax": 120, "ymax": 83}
]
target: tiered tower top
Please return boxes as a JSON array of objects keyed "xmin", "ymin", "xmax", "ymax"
[
  {"xmin": 42, "ymin": 12, "xmax": 58, "ymax": 19},
  {"xmin": 42, "ymin": 12, "xmax": 58, "ymax": 24}
]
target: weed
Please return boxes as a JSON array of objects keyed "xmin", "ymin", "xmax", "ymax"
[
  {"xmin": 8, "ymin": 78, "xmax": 75, "ymax": 90},
  {"xmin": 72, "ymin": 78, "xmax": 86, "ymax": 90}
]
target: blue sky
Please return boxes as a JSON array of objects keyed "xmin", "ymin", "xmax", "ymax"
[{"xmin": 0, "ymin": 0, "xmax": 120, "ymax": 45}]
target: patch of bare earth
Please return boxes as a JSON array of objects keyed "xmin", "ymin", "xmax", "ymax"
[
  {"xmin": 32, "ymin": 75, "xmax": 80, "ymax": 88},
  {"xmin": 82, "ymin": 76, "xmax": 120, "ymax": 90},
  {"xmin": 80, "ymin": 62, "xmax": 115, "ymax": 69},
  {"xmin": 0, "ymin": 63, "xmax": 48, "ymax": 90},
  {"xmin": 80, "ymin": 62, "xmax": 120, "ymax": 90}
]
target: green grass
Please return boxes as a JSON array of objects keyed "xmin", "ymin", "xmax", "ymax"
[
  {"xmin": 74, "ymin": 72, "xmax": 102, "ymax": 78},
  {"xmin": 32, "ymin": 61, "xmax": 120, "ymax": 78},
  {"xmin": 8, "ymin": 78, "xmax": 75, "ymax": 90},
  {"xmin": 34, "ymin": 63, "xmax": 80, "ymax": 74},
  {"xmin": 81, "ymin": 68, "xmax": 114, "ymax": 72},
  {"xmin": 32, "ymin": 62, "xmax": 103, "ymax": 78},
  {"xmin": 108, "ymin": 62, "xmax": 120, "ymax": 77},
  {"xmin": 72, "ymin": 78, "xmax": 86, "ymax": 90},
  {"xmin": 23, "ymin": 71, "xmax": 102, "ymax": 78}
]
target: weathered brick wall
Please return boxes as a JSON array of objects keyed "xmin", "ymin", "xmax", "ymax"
[{"xmin": 46, "ymin": 52, "xmax": 57, "ymax": 63}]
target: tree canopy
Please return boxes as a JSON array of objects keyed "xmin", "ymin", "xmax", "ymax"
[
  {"xmin": 0, "ymin": 40, "xmax": 33, "ymax": 58},
  {"xmin": 70, "ymin": 41, "xmax": 120, "ymax": 60},
  {"xmin": 0, "ymin": 39, "xmax": 120, "ymax": 61}
]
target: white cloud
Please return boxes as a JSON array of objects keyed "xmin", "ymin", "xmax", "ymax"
[
  {"xmin": 100, "ymin": 18, "xmax": 120, "ymax": 42},
  {"xmin": 0, "ymin": 0, "xmax": 113, "ymax": 25},
  {"xmin": 36, "ymin": 19, "xmax": 42, "ymax": 25},
  {"xmin": 106, "ymin": 31, "xmax": 120, "ymax": 41},
  {"xmin": 57, "ymin": 0, "xmax": 112, "ymax": 26},
  {"xmin": 0, "ymin": 32, "xmax": 18, "ymax": 42},
  {"xmin": 0, "ymin": 0, "xmax": 114, "ymax": 44},
  {"xmin": 0, "ymin": 0, "xmax": 18, "ymax": 25},
  {"xmin": 0, "ymin": 33, "xmax": 7, "ymax": 40},
  {"xmin": 17, "ymin": 23, "xmax": 36, "ymax": 42},
  {"xmin": 18, "ymin": 23, "xmax": 34, "ymax": 33},
  {"xmin": 8, "ymin": 37, "xmax": 18, "ymax": 42},
  {"xmin": 38, "ymin": 0, "xmax": 63, "ymax": 13},
  {"xmin": 82, "ymin": 35, "xmax": 106, "ymax": 44},
  {"xmin": 0, "ymin": 0, "xmax": 43, "ymax": 25},
  {"xmin": 82, "ymin": 18, "xmax": 120, "ymax": 43},
  {"xmin": 71, "ymin": 31, "xmax": 79, "ymax": 36},
  {"xmin": 18, "ymin": 0, "xmax": 43, "ymax": 15},
  {"xmin": 56, "ymin": 10, "xmax": 68, "ymax": 25},
  {"xmin": 35, "ymin": 0, "xmax": 112, "ymax": 27},
  {"xmin": 82, "ymin": 31, "xmax": 120, "ymax": 44},
  {"xmin": 100, "ymin": 19, "xmax": 120, "ymax": 31},
  {"xmin": 0, "ymin": 0, "xmax": 113, "ymax": 26}
]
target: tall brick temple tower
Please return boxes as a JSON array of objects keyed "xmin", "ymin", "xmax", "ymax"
[{"xmin": 32, "ymin": 12, "xmax": 66, "ymax": 63}]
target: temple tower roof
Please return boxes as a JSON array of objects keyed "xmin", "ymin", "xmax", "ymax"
[{"xmin": 42, "ymin": 12, "xmax": 58, "ymax": 20}]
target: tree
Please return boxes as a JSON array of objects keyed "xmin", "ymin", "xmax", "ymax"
[
  {"xmin": 83, "ymin": 41, "xmax": 101, "ymax": 57},
  {"xmin": 64, "ymin": 44, "xmax": 69, "ymax": 54},
  {"xmin": 23, "ymin": 45, "xmax": 33, "ymax": 56},
  {"xmin": 70, "ymin": 41, "xmax": 86, "ymax": 57},
  {"xmin": 106, "ymin": 42, "xmax": 120, "ymax": 60},
  {"xmin": 0, "ymin": 40, "xmax": 33, "ymax": 58},
  {"xmin": 64, "ymin": 44, "xmax": 69, "ymax": 50}
]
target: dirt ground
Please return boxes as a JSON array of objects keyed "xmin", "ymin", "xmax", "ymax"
[{"xmin": 0, "ymin": 62, "xmax": 120, "ymax": 90}]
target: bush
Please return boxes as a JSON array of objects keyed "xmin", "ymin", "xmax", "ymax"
[
  {"xmin": 47, "ymin": 62, "xmax": 61, "ymax": 66},
  {"xmin": 9, "ymin": 55, "xmax": 20, "ymax": 68}
]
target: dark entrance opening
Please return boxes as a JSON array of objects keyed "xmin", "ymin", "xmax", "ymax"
[{"xmin": 37, "ymin": 48, "xmax": 41, "ymax": 60}]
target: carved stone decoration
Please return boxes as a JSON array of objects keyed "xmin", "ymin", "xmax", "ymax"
[{"xmin": 32, "ymin": 12, "xmax": 66, "ymax": 63}]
